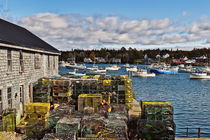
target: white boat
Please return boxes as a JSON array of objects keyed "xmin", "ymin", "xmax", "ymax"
[
  {"xmin": 169, "ymin": 66, "xmax": 179, "ymax": 73},
  {"xmin": 178, "ymin": 65, "xmax": 195, "ymax": 73},
  {"xmin": 68, "ymin": 72, "xmax": 86, "ymax": 76},
  {"xmin": 126, "ymin": 66, "xmax": 138, "ymax": 72},
  {"xmin": 68, "ymin": 70, "xmax": 86, "ymax": 77},
  {"xmin": 66, "ymin": 63, "xmax": 86, "ymax": 69},
  {"xmin": 124, "ymin": 64, "xmax": 130, "ymax": 68},
  {"xmin": 149, "ymin": 63, "xmax": 179, "ymax": 74},
  {"xmin": 190, "ymin": 72, "xmax": 210, "ymax": 79},
  {"xmin": 132, "ymin": 69, "xmax": 156, "ymax": 77},
  {"xmin": 203, "ymin": 66, "xmax": 210, "ymax": 73},
  {"xmin": 149, "ymin": 63, "xmax": 167, "ymax": 69},
  {"xmin": 106, "ymin": 65, "xmax": 121, "ymax": 71},
  {"xmin": 86, "ymin": 67, "xmax": 106, "ymax": 75},
  {"xmin": 59, "ymin": 61, "xmax": 69, "ymax": 67},
  {"xmin": 150, "ymin": 67, "xmax": 179, "ymax": 74}
]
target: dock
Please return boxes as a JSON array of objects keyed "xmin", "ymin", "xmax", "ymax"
[
  {"xmin": 128, "ymin": 99, "xmax": 141, "ymax": 119},
  {"xmin": 176, "ymin": 138, "xmax": 210, "ymax": 140},
  {"xmin": 0, "ymin": 74, "xmax": 207, "ymax": 139}
]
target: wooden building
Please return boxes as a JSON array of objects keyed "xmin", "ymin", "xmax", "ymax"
[{"xmin": 0, "ymin": 18, "xmax": 60, "ymax": 122}]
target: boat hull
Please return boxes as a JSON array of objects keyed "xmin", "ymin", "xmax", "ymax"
[
  {"xmin": 190, "ymin": 74, "xmax": 210, "ymax": 79},
  {"xmin": 133, "ymin": 73, "xmax": 156, "ymax": 77},
  {"xmin": 178, "ymin": 69, "xmax": 192, "ymax": 73},
  {"xmin": 68, "ymin": 73, "xmax": 86, "ymax": 76},
  {"xmin": 86, "ymin": 69, "xmax": 106, "ymax": 75},
  {"xmin": 106, "ymin": 68, "xmax": 120, "ymax": 71},
  {"xmin": 150, "ymin": 69, "xmax": 178, "ymax": 74},
  {"xmin": 86, "ymin": 71, "xmax": 106, "ymax": 75},
  {"xmin": 66, "ymin": 65, "xmax": 86, "ymax": 69},
  {"xmin": 126, "ymin": 68, "xmax": 138, "ymax": 72}
]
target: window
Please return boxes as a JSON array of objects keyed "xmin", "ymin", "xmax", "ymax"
[
  {"xmin": 7, "ymin": 87, "xmax": 12, "ymax": 109},
  {"xmin": 34, "ymin": 53, "xmax": 41, "ymax": 69},
  {"xmin": 48, "ymin": 55, "xmax": 50, "ymax": 69},
  {"xmin": 7, "ymin": 49, "xmax": 12, "ymax": 71},
  {"xmin": 19, "ymin": 51, "xmax": 24, "ymax": 72},
  {"xmin": 0, "ymin": 90, "xmax": 2, "ymax": 112},
  {"xmin": 53, "ymin": 56, "xmax": 56, "ymax": 69},
  {"xmin": 20, "ymin": 85, "xmax": 24, "ymax": 105}
]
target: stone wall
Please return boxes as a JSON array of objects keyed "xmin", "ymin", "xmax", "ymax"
[{"xmin": 0, "ymin": 47, "xmax": 59, "ymax": 115}]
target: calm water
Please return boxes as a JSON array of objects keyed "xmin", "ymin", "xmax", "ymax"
[{"xmin": 60, "ymin": 64, "xmax": 210, "ymax": 137}]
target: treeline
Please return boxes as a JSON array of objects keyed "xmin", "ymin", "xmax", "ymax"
[{"xmin": 60, "ymin": 47, "xmax": 210, "ymax": 64}]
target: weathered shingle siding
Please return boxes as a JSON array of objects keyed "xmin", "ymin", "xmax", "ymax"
[{"xmin": 0, "ymin": 47, "xmax": 58, "ymax": 111}]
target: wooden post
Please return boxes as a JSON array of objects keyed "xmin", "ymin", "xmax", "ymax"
[
  {"xmin": 198, "ymin": 128, "xmax": 201, "ymax": 138},
  {"xmin": 29, "ymin": 83, "xmax": 33, "ymax": 102},
  {"xmin": 128, "ymin": 71, "xmax": 131, "ymax": 78},
  {"xmin": 186, "ymin": 127, "xmax": 188, "ymax": 137}
]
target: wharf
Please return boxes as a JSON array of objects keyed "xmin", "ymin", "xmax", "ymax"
[
  {"xmin": 1, "ymin": 75, "xmax": 190, "ymax": 139},
  {"xmin": 176, "ymin": 138, "xmax": 210, "ymax": 140},
  {"xmin": 128, "ymin": 99, "xmax": 141, "ymax": 119}
]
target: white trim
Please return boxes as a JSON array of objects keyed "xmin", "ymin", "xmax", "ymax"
[
  {"xmin": 0, "ymin": 86, "xmax": 3, "ymax": 89},
  {"xmin": 7, "ymin": 84, "xmax": 12, "ymax": 87},
  {"xmin": 0, "ymin": 43, "xmax": 60, "ymax": 55}
]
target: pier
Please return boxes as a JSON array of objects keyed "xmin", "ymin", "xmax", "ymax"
[{"xmin": 176, "ymin": 138, "xmax": 210, "ymax": 140}]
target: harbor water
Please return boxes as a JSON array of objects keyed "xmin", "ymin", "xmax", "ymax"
[{"xmin": 60, "ymin": 64, "xmax": 210, "ymax": 138}]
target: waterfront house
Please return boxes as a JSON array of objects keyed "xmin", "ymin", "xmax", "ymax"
[
  {"xmin": 67, "ymin": 57, "xmax": 76, "ymax": 64},
  {"xmin": 95, "ymin": 57, "xmax": 106, "ymax": 63},
  {"xmin": 84, "ymin": 57, "xmax": 93, "ymax": 63},
  {"xmin": 0, "ymin": 18, "xmax": 60, "ymax": 122},
  {"xmin": 111, "ymin": 58, "xmax": 121, "ymax": 63},
  {"xmin": 195, "ymin": 55, "xmax": 209, "ymax": 65},
  {"xmin": 185, "ymin": 59, "xmax": 196, "ymax": 64},
  {"xmin": 180, "ymin": 56, "xmax": 188, "ymax": 61}
]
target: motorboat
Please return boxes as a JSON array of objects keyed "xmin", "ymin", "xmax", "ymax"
[
  {"xmin": 190, "ymin": 72, "xmax": 210, "ymax": 79},
  {"xmin": 148, "ymin": 63, "xmax": 167, "ymax": 69},
  {"xmin": 132, "ymin": 69, "xmax": 156, "ymax": 77},
  {"xmin": 86, "ymin": 67, "xmax": 106, "ymax": 75},
  {"xmin": 106, "ymin": 65, "xmax": 121, "ymax": 71},
  {"xmin": 178, "ymin": 65, "xmax": 195, "ymax": 73},
  {"xmin": 124, "ymin": 64, "xmax": 130, "ymax": 68},
  {"xmin": 59, "ymin": 61, "xmax": 69, "ymax": 67},
  {"xmin": 150, "ymin": 67, "xmax": 179, "ymax": 74},
  {"xmin": 189, "ymin": 68, "xmax": 210, "ymax": 79},
  {"xmin": 68, "ymin": 70, "xmax": 86, "ymax": 77},
  {"xmin": 126, "ymin": 66, "xmax": 138, "ymax": 72},
  {"xmin": 203, "ymin": 66, "xmax": 210, "ymax": 73},
  {"xmin": 149, "ymin": 63, "xmax": 178, "ymax": 74},
  {"xmin": 66, "ymin": 63, "xmax": 86, "ymax": 69}
]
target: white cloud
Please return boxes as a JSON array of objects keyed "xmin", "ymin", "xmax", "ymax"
[
  {"xmin": 17, "ymin": 13, "xmax": 210, "ymax": 50},
  {"xmin": 182, "ymin": 11, "xmax": 188, "ymax": 16}
]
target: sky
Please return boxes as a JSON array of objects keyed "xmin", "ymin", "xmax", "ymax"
[{"xmin": 1, "ymin": 0, "xmax": 210, "ymax": 50}]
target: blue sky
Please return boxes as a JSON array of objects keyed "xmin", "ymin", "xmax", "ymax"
[
  {"xmin": 8, "ymin": 0, "xmax": 210, "ymax": 20},
  {"xmin": 2, "ymin": 0, "xmax": 210, "ymax": 50}
]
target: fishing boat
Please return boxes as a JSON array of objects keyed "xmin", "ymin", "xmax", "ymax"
[
  {"xmin": 150, "ymin": 67, "xmax": 179, "ymax": 74},
  {"xmin": 106, "ymin": 65, "xmax": 121, "ymax": 71},
  {"xmin": 86, "ymin": 67, "xmax": 106, "ymax": 75},
  {"xmin": 68, "ymin": 70, "xmax": 86, "ymax": 77},
  {"xmin": 126, "ymin": 66, "xmax": 138, "ymax": 72},
  {"xmin": 132, "ymin": 69, "xmax": 156, "ymax": 77},
  {"xmin": 124, "ymin": 63, "xmax": 130, "ymax": 68},
  {"xmin": 148, "ymin": 63, "xmax": 167, "ymax": 69},
  {"xmin": 149, "ymin": 63, "xmax": 178, "ymax": 74},
  {"xmin": 203, "ymin": 66, "xmax": 210, "ymax": 73},
  {"xmin": 66, "ymin": 63, "xmax": 86, "ymax": 69},
  {"xmin": 178, "ymin": 65, "xmax": 195, "ymax": 73},
  {"xmin": 190, "ymin": 72, "xmax": 210, "ymax": 79},
  {"xmin": 59, "ymin": 61, "xmax": 69, "ymax": 67}
]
